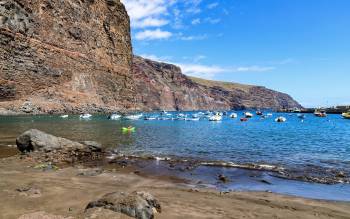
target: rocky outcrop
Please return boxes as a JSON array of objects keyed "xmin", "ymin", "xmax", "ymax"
[
  {"xmin": 86, "ymin": 191, "xmax": 161, "ymax": 219},
  {"xmin": 0, "ymin": 0, "xmax": 136, "ymax": 114},
  {"xmin": 0, "ymin": 1, "xmax": 301, "ymax": 114},
  {"xmin": 16, "ymin": 129, "xmax": 103, "ymax": 163},
  {"xmin": 132, "ymin": 56, "xmax": 302, "ymax": 111}
]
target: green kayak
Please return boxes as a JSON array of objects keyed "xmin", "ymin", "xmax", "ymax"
[{"xmin": 122, "ymin": 127, "xmax": 136, "ymax": 132}]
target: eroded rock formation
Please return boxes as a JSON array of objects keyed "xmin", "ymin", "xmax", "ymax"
[
  {"xmin": 132, "ymin": 56, "xmax": 301, "ymax": 111},
  {"xmin": 0, "ymin": 1, "xmax": 301, "ymax": 114},
  {"xmin": 0, "ymin": 0, "xmax": 136, "ymax": 113}
]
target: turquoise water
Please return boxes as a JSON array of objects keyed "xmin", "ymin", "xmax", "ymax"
[
  {"xmin": 1, "ymin": 111, "xmax": 350, "ymax": 200},
  {"xmin": 0, "ymin": 112, "xmax": 349, "ymax": 177}
]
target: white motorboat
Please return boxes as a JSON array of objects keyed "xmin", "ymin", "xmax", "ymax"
[
  {"xmin": 209, "ymin": 113, "xmax": 222, "ymax": 121},
  {"xmin": 80, "ymin": 114, "xmax": 92, "ymax": 119},
  {"xmin": 109, "ymin": 114, "xmax": 121, "ymax": 120},
  {"xmin": 60, "ymin": 115, "xmax": 68, "ymax": 118},
  {"xmin": 244, "ymin": 112, "xmax": 253, "ymax": 118},
  {"xmin": 275, "ymin": 116, "xmax": 287, "ymax": 122},
  {"xmin": 125, "ymin": 114, "xmax": 143, "ymax": 120},
  {"xmin": 230, "ymin": 113, "xmax": 238, "ymax": 118}
]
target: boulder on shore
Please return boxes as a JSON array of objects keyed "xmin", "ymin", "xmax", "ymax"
[
  {"xmin": 86, "ymin": 191, "xmax": 161, "ymax": 219},
  {"xmin": 16, "ymin": 129, "xmax": 89, "ymax": 152}
]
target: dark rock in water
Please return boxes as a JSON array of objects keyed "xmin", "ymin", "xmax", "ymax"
[
  {"xmin": 80, "ymin": 141, "xmax": 102, "ymax": 152},
  {"xmin": 16, "ymin": 129, "xmax": 86, "ymax": 152},
  {"xmin": 218, "ymin": 174, "xmax": 229, "ymax": 183},
  {"xmin": 260, "ymin": 179, "xmax": 272, "ymax": 185},
  {"xmin": 336, "ymin": 172, "xmax": 346, "ymax": 178},
  {"xmin": 86, "ymin": 191, "xmax": 161, "ymax": 219}
]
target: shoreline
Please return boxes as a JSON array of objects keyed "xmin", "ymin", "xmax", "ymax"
[
  {"xmin": 1, "ymin": 144, "xmax": 349, "ymax": 202},
  {"xmin": 1, "ymin": 155, "xmax": 350, "ymax": 218}
]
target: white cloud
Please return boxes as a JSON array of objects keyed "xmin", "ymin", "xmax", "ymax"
[
  {"xmin": 191, "ymin": 18, "xmax": 201, "ymax": 25},
  {"xmin": 140, "ymin": 54, "xmax": 172, "ymax": 62},
  {"xmin": 179, "ymin": 34, "xmax": 207, "ymax": 41},
  {"xmin": 234, "ymin": 66, "xmax": 275, "ymax": 72},
  {"xmin": 205, "ymin": 17, "xmax": 221, "ymax": 24},
  {"xmin": 207, "ymin": 2, "xmax": 219, "ymax": 9},
  {"xmin": 178, "ymin": 63, "xmax": 228, "ymax": 79},
  {"xmin": 133, "ymin": 18, "xmax": 169, "ymax": 28},
  {"xmin": 135, "ymin": 29, "xmax": 172, "ymax": 40},
  {"xmin": 138, "ymin": 54, "xmax": 275, "ymax": 79},
  {"xmin": 121, "ymin": 0, "xmax": 173, "ymax": 28}
]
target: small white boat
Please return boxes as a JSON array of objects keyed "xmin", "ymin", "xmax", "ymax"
[
  {"xmin": 125, "ymin": 114, "xmax": 143, "ymax": 120},
  {"xmin": 267, "ymin": 113, "xmax": 273, "ymax": 117},
  {"xmin": 80, "ymin": 113, "xmax": 92, "ymax": 119},
  {"xmin": 60, "ymin": 115, "xmax": 69, "ymax": 118},
  {"xmin": 109, "ymin": 114, "xmax": 121, "ymax": 120},
  {"xmin": 144, "ymin": 117, "xmax": 157, "ymax": 120},
  {"xmin": 275, "ymin": 116, "xmax": 287, "ymax": 122},
  {"xmin": 230, "ymin": 113, "xmax": 238, "ymax": 118},
  {"xmin": 244, "ymin": 112, "xmax": 253, "ymax": 118},
  {"xmin": 209, "ymin": 114, "xmax": 222, "ymax": 121}
]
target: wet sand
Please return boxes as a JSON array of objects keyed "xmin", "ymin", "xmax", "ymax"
[{"xmin": 0, "ymin": 155, "xmax": 349, "ymax": 219}]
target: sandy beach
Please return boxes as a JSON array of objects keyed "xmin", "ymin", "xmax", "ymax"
[{"xmin": 0, "ymin": 154, "xmax": 349, "ymax": 219}]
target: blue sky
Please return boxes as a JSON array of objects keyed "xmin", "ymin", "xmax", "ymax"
[{"xmin": 121, "ymin": 0, "xmax": 350, "ymax": 107}]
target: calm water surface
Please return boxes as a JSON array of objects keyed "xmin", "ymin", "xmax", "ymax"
[{"xmin": 1, "ymin": 111, "xmax": 350, "ymax": 200}]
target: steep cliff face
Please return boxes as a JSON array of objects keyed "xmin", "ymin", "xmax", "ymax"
[
  {"xmin": 0, "ymin": 1, "xmax": 301, "ymax": 114},
  {"xmin": 132, "ymin": 56, "xmax": 302, "ymax": 111},
  {"xmin": 0, "ymin": 0, "xmax": 135, "ymax": 113},
  {"xmin": 132, "ymin": 56, "xmax": 231, "ymax": 111}
]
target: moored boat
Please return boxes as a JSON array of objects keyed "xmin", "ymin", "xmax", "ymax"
[
  {"xmin": 275, "ymin": 116, "xmax": 287, "ymax": 122},
  {"xmin": 209, "ymin": 113, "xmax": 222, "ymax": 121},
  {"xmin": 79, "ymin": 113, "xmax": 92, "ymax": 119},
  {"xmin": 60, "ymin": 115, "xmax": 69, "ymax": 118},
  {"xmin": 125, "ymin": 114, "xmax": 143, "ymax": 120},
  {"xmin": 244, "ymin": 112, "xmax": 253, "ymax": 118},
  {"xmin": 109, "ymin": 113, "xmax": 121, "ymax": 120},
  {"xmin": 314, "ymin": 109, "xmax": 327, "ymax": 117},
  {"xmin": 342, "ymin": 112, "xmax": 350, "ymax": 119},
  {"xmin": 230, "ymin": 113, "xmax": 238, "ymax": 118}
]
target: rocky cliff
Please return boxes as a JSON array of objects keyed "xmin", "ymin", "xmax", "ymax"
[
  {"xmin": 0, "ymin": 0, "xmax": 135, "ymax": 114},
  {"xmin": 132, "ymin": 56, "xmax": 301, "ymax": 111},
  {"xmin": 0, "ymin": 1, "xmax": 301, "ymax": 114}
]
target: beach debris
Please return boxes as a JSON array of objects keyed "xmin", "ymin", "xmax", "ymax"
[
  {"xmin": 16, "ymin": 184, "xmax": 42, "ymax": 198},
  {"xmin": 77, "ymin": 168, "xmax": 103, "ymax": 177},
  {"xmin": 218, "ymin": 174, "xmax": 229, "ymax": 183},
  {"xmin": 34, "ymin": 163, "xmax": 59, "ymax": 171},
  {"xmin": 86, "ymin": 191, "xmax": 161, "ymax": 219}
]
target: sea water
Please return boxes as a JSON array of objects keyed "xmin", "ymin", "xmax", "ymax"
[{"xmin": 1, "ymin": 111, "xmax": 350, "ymax": 201}]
